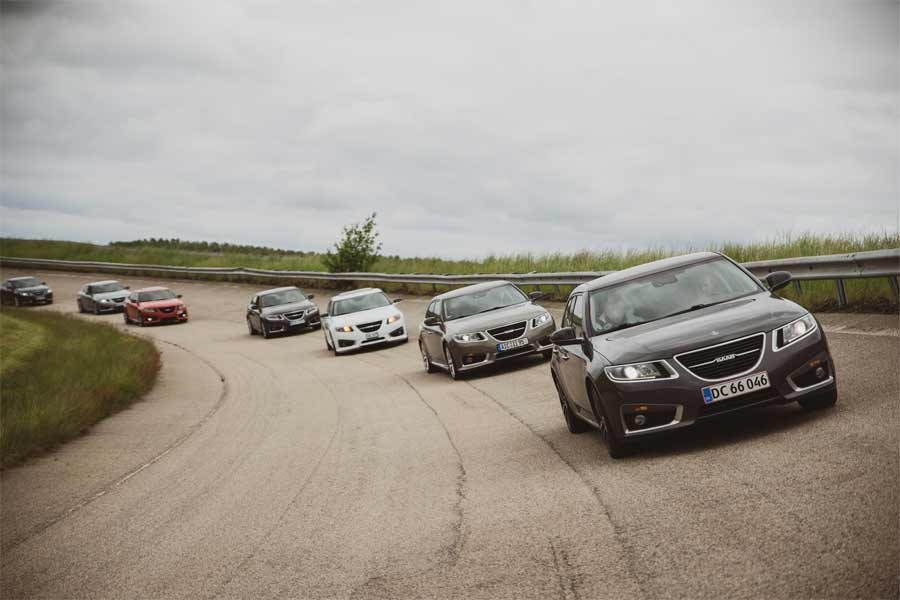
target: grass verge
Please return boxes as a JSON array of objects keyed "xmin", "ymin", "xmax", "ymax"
[{"xmin": 0, "ymin": 309, "xmax": 160, "ymax": 468}]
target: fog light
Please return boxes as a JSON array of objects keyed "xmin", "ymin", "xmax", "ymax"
[
  {"xmin": 634, "ymin": 414, "xmax": 647, "ymax": 427},
  {"xmin": 815, "ymin": 367, "xmax": 825, "ymax": 379}
]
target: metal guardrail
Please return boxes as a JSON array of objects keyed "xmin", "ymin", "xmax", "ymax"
[{"xmin": 2, "ymin": 249, "xmax": 898, "ymax": 305}]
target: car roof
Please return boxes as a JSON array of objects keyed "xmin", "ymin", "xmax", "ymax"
[
  {"xmin": 433, "ymin": 280, "xmax": 513, "ymax": 301},
  {"xmin": 9, "ymin": 276, "xmax": 39, "ymax": 281},
  {"xmin": 134, "ymin": 286, "xmax": 171, "ymax": 293},
  {"xmin": 333, "ymin": 287, "xmax": 383, "ymax": 300},
  {"xmin": 87, "ymin": 280, "xmax": 120, "ymax": 286},
  {"xmin": 572, "ymin": 252, "xmax": 723, "ymax": 294},
  {"xmin": 257, "ymin": 286, "xmax": 300, "ymax": 296}
]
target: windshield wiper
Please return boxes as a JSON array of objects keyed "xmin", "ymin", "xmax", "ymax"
[
  {"xmin": 602, "ymin": 321, "xmax": 644, "ymax": 334},
  {"xmin": 471, "ymin": 305, "xmax": 508, "ymax": 316}
]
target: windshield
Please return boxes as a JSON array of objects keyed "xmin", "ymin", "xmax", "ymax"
[
  {"xmin": 93, "ymin": 282, "xmax": 124, "ymax": 294},
  {"xmin": 332, "ymin": 292, "xmax": 391, "ymax": 316},
  {"xmin": 260, "ymin": 289, "xmax": 306, "ymax": 307},
  {"xmin": 589, "ymin": 258, "xmax": 760, "ymax": 335},
  {"xmin": 11, "ymin": 278, "xmax": 41, "ymax": 289},
  {"xmin": 138, "ymin": 290, "xmax": 177, "ymax": 302},
  {"xmin": 443, "ymin": 284, "xmax": 528, "ymax": 321}
]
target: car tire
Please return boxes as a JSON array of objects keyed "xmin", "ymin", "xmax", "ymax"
[
  {"xmin": 93, "ymin": 303, "xmax": 101, "ymax": 315},
  {"xmin": 247, "ymin": 318, "xmax": 256, "ymax": 335},
  {"xmin": 78, "ymin": 300, "xmax": 85, "ymax": 313},
  {"xmin": 444, "ymin": 343, "xmax": 461, "ymax": 380},
  {"xmin": 420, "ymin": 341, "xmax": 437, "ymax": 373},
  {"xmin": 261, "ymin": 322, "xmax": 271, "ymax": 339},
  {"xmin": 588, "ymin": 384, "xmax": 633, "ymax": 459},
  {"xmin": 797, "ymin": 386, "xmax": 837, "ymax": 411},
  {"xmin": 138, "ymin": 314, "xmax": 145, "ymax": 327},
  {"xmin": 554, "ymin": 376, "xmax": 590, "ymax": 434},
  {"xmin": 14, "ymin": 296, "xmax": 20, "ymax": 307},
  {"xmin": 123, "ymin": 311, "xmax": 131, "ymax": 324},
  {"xmin": 325, "ymin": 331, "xmax": 334, "ymax": 352},
  {"xmin": 542, "ymin": 349, "xmax": 553, "ymax": 361}
]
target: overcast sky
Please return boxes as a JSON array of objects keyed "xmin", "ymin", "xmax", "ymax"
[{"xmin": 1, "ymin": 1, "xmax": 897, "ymax": 258}]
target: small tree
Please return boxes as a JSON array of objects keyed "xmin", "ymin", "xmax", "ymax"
[{"xmin": 322, "ymin": 213, "xmax": 383, "ymax": 273}]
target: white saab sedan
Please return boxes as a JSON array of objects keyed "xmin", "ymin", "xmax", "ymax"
[{"xmin": 322, "ymin": 288, "xmax": 407, "ymax": 354}]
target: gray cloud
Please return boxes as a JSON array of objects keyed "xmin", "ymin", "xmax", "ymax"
[{"xmin": 1, "ymin": 0, "xmax": 897, "ymax": 258}]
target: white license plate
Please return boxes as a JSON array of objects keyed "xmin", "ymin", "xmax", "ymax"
[
  {"xmin": 365, "ymin": 332, "xmax": 379, "ymax": 339},
  {"xmin": 497, "ymin": 338, "xmax": 528, "ymax": 352},
  {"xmin": 289, "ymin": 319, "xmax": 304, "ymax": 326},
  {"xmin": 701, "ymin": 371, "xmax": 770, "ymax": 404}
]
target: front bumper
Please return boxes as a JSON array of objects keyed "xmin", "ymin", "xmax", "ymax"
[
  {"xmin": 449, "ymin": 318, "xmax": 555, "ymax": 372},
  {"xmin": 96, "ymin": 300, "xmax": 126, "ymax": 312},
  {"xmin": 595, "ymin": 327, "xmax": 836, "ymax": 439},
  {"xmin": 141, "ymin": 308, "xmax": 189, "ymax": 325},
  {"xmin": 17, "ymin": 293, "xmax": 53, "ymax": 305},
  {"xmin": 334, "ymin": 319, "xmax": 407, "ymax": 352},
  {"xmin": 263, "ymin": 311, "xmax": 321, "ymax": 334}
]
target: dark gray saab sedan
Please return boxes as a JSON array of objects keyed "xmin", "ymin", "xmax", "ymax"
[
  {"xmin": 550, "ymin": 252, "xmax": 836, "ymax": 458},
  {"xmin": 419, "ymin": 281, "xmax": 556, "ymax": 379}
]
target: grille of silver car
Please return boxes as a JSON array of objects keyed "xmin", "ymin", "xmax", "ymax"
[
  {"xmin": 284, "ymin": 310, "xmax": 306, "ymax": 320},
  {"xmin": 674, "ymin": 333, "xmax": 765, "ymax": 380},
  {"xmin": 488, "ymin": 321, "xmax": 527, "ymax": 341},
  {"xmin": 357, "ymin": 320, "xmax": 382, "ymax": 333}
]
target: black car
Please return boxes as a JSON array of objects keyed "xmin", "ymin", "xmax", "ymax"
[
  {"xmin": 77, "ymin": 280, "xmax": 131, "ymax": 314},
  {"xmin": 1, "ymin": 276, "xmax": 53, "ymax": 306},
  {"xmin": 246, "ymin": 286, "xmax": 321, "ymax": 339},
  {"xmin": 550, "ymin": 252, "xmax": 836, "ymax": 458}
]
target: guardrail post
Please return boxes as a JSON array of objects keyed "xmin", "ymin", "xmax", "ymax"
[
  {"xmin": 792, "ymin": 280, "xmax": 802, "ymax": 295},
  {"xmin": 888, "ymin": 276, "xmax": 899, "ymax": 301},
  {"xmin": 835, "ymin": 279, "xmax": 847, "ymax": 307}
]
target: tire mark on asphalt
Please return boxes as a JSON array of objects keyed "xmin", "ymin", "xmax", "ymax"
[
  {"xmin": 463, "ymin": 379, "xmax": 647, "ymax": 600},
  {"xmin": 549, "ymin": 537, "xmax": 580, "ymax": 600},
  {"xmin": 1, "ymin": 340, "xmax": 229, "ymax": 555}
]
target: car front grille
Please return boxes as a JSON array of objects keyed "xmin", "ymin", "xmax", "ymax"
[
  {"xmin": 160, "ymin": 307, "xmax": 175, "ymax": 314},
  {"xmin": 675, "ymin": 333, "xmax": 765, "ymax": 380},
  {"xmin": 357, "ymin": 320, "xmax": 382, "ymax": 333},
  {"xmin": 284, "ymin": 310, "xmax": 306, "ymax": 320},
  {"xmin": 488, "ymin": 321, "xmax": 527, "ymax": 341}
]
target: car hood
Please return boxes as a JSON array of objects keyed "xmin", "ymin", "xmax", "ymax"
[
  {"xmin": 17, "ymin": 285, "xmax": 50, "ymax": 294},
  {"xmin": 329, "ymin": 304, "xmax": 401, "ymax": 328},
  {"xmin": 261, "ymin": 299, "xmax": 316, "ymax": 316},
  {"xmin": 591, "ymin": 293, "xmax": 807, "ymax": 365},
  {"xmin": 94, "ymin": 290, "xmax": 129, "ymax": 301},
  {"xmin": 443, "ymin": 302, "xmax": 548, "ymax": 335},
  {"xmin": 140, "ymin": 298, "xmax": 183, "ymax": 309}
]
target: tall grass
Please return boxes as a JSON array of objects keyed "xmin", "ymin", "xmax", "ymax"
[
  {"xmin": 1, "ymin": 233, "xmax": 897, "ymax": 311},
  {"xmin": 0, "ymin": 309, "xmax": 160, "ymax": 468}
]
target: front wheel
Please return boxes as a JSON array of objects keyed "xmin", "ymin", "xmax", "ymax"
[
  {"xmin": 589, "ymin": 384, "xmax": 634, "ymax": 459},
  {"xmin": 14, "ymin": 296, "xmax": 20, "ymax": 307},
  {"xmin": 421, "ymin": 341, "xmax": 437, "ymax": 373},
  {"xmin": 554, "ymin": 377, "xmax": 590, "ymax": 434},
  {"xmin": 93, "ymin": 303, "xmax": 101, "ymax": 315},
  {"xmin": 138, "ymin": 314, "xmax": 145, "ymax": 327},
  {"xmin": 78, "ymin": 300, "xmax": 85, "ymax": 313},
  {"xmin": 261, "ymin": 322, "xmax": 272, "ymax": 339},
  {"xmin": 247, "ymin": 318, "xmax": 256, "ymax": 335},
  {"xmin": 443, "ymin": 344, "xmax": 461, "ymax": 380},
  {"xmin": 797, "ymin": 387, "xmax": 837, "ymax": 411},
  {"xmin": 325, "ymin": 330, "xmax": 335, "ymax": 352},
  {"xmin": 542, "ymin": 349, "xmax": 553, "ymax": 361},
  {"xmin": 123, "ymin": 311, "xmax": 130, "ymax": 324}
]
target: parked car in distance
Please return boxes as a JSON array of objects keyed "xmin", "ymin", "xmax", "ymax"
[
  {"xmin": 418, "ymin": 281, "xmax": 555, "ymax": 379},
  {"xmin": 77, "ymin": 280, "xmax": 130, "ymax": 314},
  {"xmin": 246, "ymin": 286, "xmax": 320, "ymax": 339},
  {"xmin": 321, "ymin": 288, "xmax": 406, "ymax": 354},
  {"xmin": 549, "ymin": 252, "xmax": 836, "ymax": 458},
  {"xmin": 123, "ymin": 287, "xmax": 188, "ymax": 326},
  {"xmin": 1, "ymin": 276, "xmax": 53, "ymax": 306}
]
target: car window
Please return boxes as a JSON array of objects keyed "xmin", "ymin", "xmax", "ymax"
[
  {"xmin": 11, "ymin": 277, "xmax": 41, "ymax": 289},
  {"xmin": 561, "ymin": 295, "xmax": 578, "ymax": 329},
  {"xmin": 571, "ymin": 294, "xmax": 585, "ymax": 338},
  {"xmin": 425, "ymin": 301, "xmax": 437, "ymax": 320},
  {"xmin": 331, "ymin": 292, "xmax": 391, "ymax": 316},
  {"xmin": 260, "ymin": 288, "xmax": 306, "ymax": 307},
  {"xmin": 129, "ymin": 293, "xmax": 138, "ymax": 302},
  {"xmin": 137, "ymin": 290, "xmax": 177, "ymax": 302},
  {"xmin": 92, "ymin": 282, "xmax": 124, "ymax": 294},
  {"xmin": 443, "ymin": 284, "xmax": 528, "ymax": 321},
  {"xmin": 251, "ymin": 295, "xmax": 259, "ymax": 306}
]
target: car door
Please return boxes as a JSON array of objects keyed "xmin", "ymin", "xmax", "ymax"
[
  {"xmin": 125, "ymin": 292, "xmax": 138, "ymax": 319},
  {"xmin": 420, "ymin": 300, "xmax": 444, "ymax": 362},
  {"xmin": 556, "ymin": 293, "xmax": 593, "ymax": 416}
]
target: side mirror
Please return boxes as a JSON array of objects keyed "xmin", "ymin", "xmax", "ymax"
[
  {"xmin": 423, "ymin": 316, "xmax": 440, "ymax": 327},
  {"xmin": 393, "ymin": 298, "xmax": 403, "ymax": 303},
  {"xmin": 124, "ymin": 285, "xmax": 130, "ymax": 290},
  {"xmin": 307, "ymin": 294, "xmax": 315, "ymax": 300},
  {"xmin": 249, "ymin": 303, "xmax": 258, "ymax": 310},
  {"xmin": 550, "ymin": 326, "xmax": 582, "ymax": 346},
  {"xmin": 529, "ymin": 291, "xmax": 545, "ymax": 301},
  {"xmin": 42, "ymin": 281, "xmax": 47, "ymax": 285},
  {"xmin": 177, "ymin": 294, "xmax": 183, "ymax": 299},
  {"xmin": 764, "ymin": 271, "xmax": 792, "ymax": 293},
  {"xmin": 321, "ymin": 312, "xmax": 329, "ymax": 318}
]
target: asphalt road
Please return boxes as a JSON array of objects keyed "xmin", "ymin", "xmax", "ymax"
[{"xmin": 1, "ymin": 269, "xmax": 897, "ymax": 600}]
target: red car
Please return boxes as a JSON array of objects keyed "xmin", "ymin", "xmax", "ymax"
[{"xmin": 123, "ymin": 286, "xmax": 188, "ymax": 326}]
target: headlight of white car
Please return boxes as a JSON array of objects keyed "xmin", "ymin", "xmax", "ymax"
[
  {"xmin": 454, "ymin": 332, "xmax": 486, "ymax": 343},
  {"xmin": 773, "ymin": 313, "xmax": 817, "ymax": 350},
  {"xmin": 387, "ymin": 313, "xmax": 402, "ymax": 324},
  {"xmin": 532, "ymin": 313, "xmax": 552, "ymax": 327},
  {"xmin": 338, "ymin": 325, "xmax": 353, "ymax": 333},
  {"xmin": 605, "ymin": 361, "xmax": 673, "ymax": 382}
]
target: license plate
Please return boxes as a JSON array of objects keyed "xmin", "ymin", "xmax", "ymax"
[
  {"xmin": 497, "ymin": 338, "xmax": 528, "ymax": 352},
  {"xmin": 701, "ymin": 371, "xmax": 770, "ymax": 404},
  {"xmin": 289, "ymin": 319, "xmax": 304, "ymax": 326},
  {"xmin": 366, "ymin": 332, "xmax": 379, "ymax": 340}
]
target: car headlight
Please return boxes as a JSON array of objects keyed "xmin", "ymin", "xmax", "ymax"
[
  {"xmin": 19, "ymin": 292, "xmax": 31, "ymax": 296},
  {"xmin": 453, "ymin": 332, "xmax": 486, "ymax": 343},
  {"xmin": 605, "ymin": 361, "xmax": 673, "ymax": 382},
  {"xmin": 338, "ymin": 325, "xmax": 353, "ymax": 333},
  {"xmin": 265, "ymin": 313, "xmax": 285, "ymax": 320},
  {"xmin": 532, "ymin": 312, "xmax": 552, "ymax": 327},
  {"xmin": 387, "ymin": 313, "xmax": 402, "ymax": 324},
  {"xmin": 100, "ymin": 298, "xmax": 113, "ymax": 303},
  {"xmin": 177, "ymin": 304, "xmax": 186, "ymax": 311},
  {"xmin": 773, "ymin": 313, "xmax": 817, "ymax": 350},
  {"xmin": 307, "ymin": 307, "xmax": 318, "ymax": 314}
]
